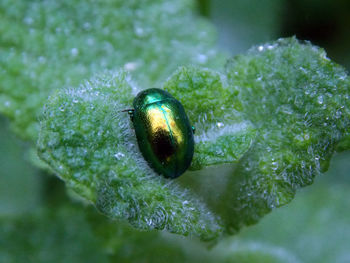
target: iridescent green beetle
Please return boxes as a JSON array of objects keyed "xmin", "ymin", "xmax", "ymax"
[{"xmin": 126, "ymin": 88, "xmax": 194, "ymax": 179}]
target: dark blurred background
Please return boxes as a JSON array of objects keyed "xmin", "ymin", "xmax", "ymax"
[{"xmin": 198, "ymin": 0, "xmax": 350, "ymax": 69}]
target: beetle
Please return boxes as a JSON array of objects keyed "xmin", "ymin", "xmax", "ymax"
[{"xmin": 125, "ymin": 88, "xmax": 194, "ymax": 179}]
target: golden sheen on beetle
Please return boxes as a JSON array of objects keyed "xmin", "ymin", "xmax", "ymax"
[{"xmin": 127, "ymin": 88, "xmax": 194, "ymax": 179}]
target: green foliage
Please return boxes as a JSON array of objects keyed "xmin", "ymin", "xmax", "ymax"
[
  {"xmin": 222, "ymin": 37, "xmax": 350, "ymax": 231},
  {"xmin": 0, "ymin": 198, "xmax": 293, "ymax": 263},
  {"xmin": 38, "ymin": 37, "xmax": 350, "ymax": 239},
  {"xmin": 37, "ymin": 72, "xmax": 222, "ymax": 240},
  {"xmin": 1, "ymin": 113, "xmax": 319, "ymax": 263},
  {"xmin": 0, "ymin": 0, "xmax": 224, "ymax": 141},
  {"xmin": 1, "ymin": 0, "xmax": 350, "ymax": 254},
  {"xmin": 236, "ymin": 162, "xmax": 350, "ymax": 263},
  {"xmin": 3, "ymin": 127, "xmax": 348, "ymax": 262},
  {"xmin": 164, "ymin": 66, "xmax": 256, "ymax": 170}
]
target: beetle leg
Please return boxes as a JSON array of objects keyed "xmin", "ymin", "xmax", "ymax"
[{"xmin": 191, "ymin": 126, "xmax": 196, "ymax": 134}]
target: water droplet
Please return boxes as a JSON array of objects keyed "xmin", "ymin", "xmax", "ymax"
[
  {"xmin": 299, "ymin": 67, "xmax": 307, "ymax": 74},
  {"xmin": 215, "ymin": 149, "xmax": 224, "ymax": 156},
  {"xmin": 83, "ymin": 22, "xmax": 91, "ymax": 30},
  {"xmin": 59, "ymin": 106, "xmax": 65, "ymax": 112},
  {"xmin": 304, "ymin": 134, "xmax": 310, "ymax": 140},
  {"xmin": 87, "ymin": 37, "xmax": 95, "ymax": 46},
  {"xmin": 280, "ymin": 105, "xmax": 293, "ymax": 115},
  {"xmin": 216, "ymin": 122, "xmax": 224, "ymax": 128},
  {"xmin": 341, "ymin": 72, "xmax": 349, "ymax": 80},
  {"xmin": 73, "ymin": 172, "xmax": 82, "ymax": 179},
  {"xmin": 315, "ymin": 155, "xmax": 320, "ymax": 161},
  {"xmin": 197, "ymin": 54, "xmax": 208, "ymax": 64},
  {"xmin": 317, "ymin": 95, "xmax": 324, "ymax": 104},
  {"xmin": 24, "ymin": 17, "xmax": 33, "ymax": 25},
  {"xmin": 134, "ymin": 26, "xmax": 145, "ymax": 37},
  {"xmin": 271, "ymin": 161, "xmax": 278, "ymax": 171},
  {"xmin": 124, "ymin": 62, "xmax": 139, "ymax": 71},
  {"xmin": 258, "ymin": 46, "xmax": 264, "ymax": 51},
  {"xmin": 71, "ymin": 48, "xmax": 79, "ymax": 57},
  {"xmin": 295, "ymin": 134, "xmax": 303, "ymax": 142},
  {"xmin": 114, "ymin": 152, "xmax": 125, "ymax": 160},
  {"xmin": 38, "ymin": 56, "xmax": 46, "ymax": 63},
  {"xmin": 335, "ymin": 110, "xmax": 342, "ymax": 119}
]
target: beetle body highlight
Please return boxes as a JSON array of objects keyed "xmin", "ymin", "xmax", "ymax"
[{"xmin": 131, "ymin": 88, "xmax": 194, "ymax": 179}]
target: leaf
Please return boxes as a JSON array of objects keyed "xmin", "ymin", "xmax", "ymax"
[
  {"xmin": 164, "ymin": 66, "xmax": 256, "ymax": 170},
  {"xmin": 213, "ymin": 241, "xmax": 299, "ymax": 263},
  {"xmin": 0, "ymin": 0, "xmax": 224, "ymax": 141},
  {"xmin": 220, "ymin": 37, "xmax": 350, "ymax": 231},
  {"xmin": 235, "ymin": 156, "xmax": 350, "ymax": 263},
  {"xmin": 37, "ymin": 72, "xmax": 222, "ymax": 240},
  {"xmin": 163, "ymin": 38, "xmax": 350, "ymax": 234},
  {"xmin": 38, "ymin": 37, "xmax": 350, "ymax": 238},
  {"xmin": 0, "ymin": 194, "xmax": 293, "ymax": 263}
]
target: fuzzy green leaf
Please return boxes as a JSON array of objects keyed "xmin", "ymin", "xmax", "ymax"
[
  {"xmin": 0, "ymin": 0, "xmax": 224, "ymax": 141},
  {"xmin": 220, "ymin": 37, "xmax": 350, "ymax": 231},
  {"xmin": 236, "ymin": 157, "xmax": 350, "ymax": 263},
  {"xmin": 164, "ymin": 66, "xmax": 256, "ymax": 170},
  {"xmin": 37, "ymin": 72, "xmax": 222, "ymax": 240},
  {"xmin": 0, "ymin": 198, "xmax": 292, "ymax": 263},
  {"xmin": 163, "ymin": 38, "xmax": 350, "ymax": 234},
  {"xmin": 38, "ymin": 37, "xmax": 350, "ymax": 238}
]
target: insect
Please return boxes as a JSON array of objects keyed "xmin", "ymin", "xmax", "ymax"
[{"xmin": 125, "ymin": 88, "xmax": 194, "ymax": 179}]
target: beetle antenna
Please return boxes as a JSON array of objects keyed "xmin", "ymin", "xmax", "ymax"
[
  {"xmin": 122, "ymin": 109, "xmax": 135, "ymax": 122},
  {"xmin": 121, "ymin": 109, "xmax": 134, "ymax": 113}
]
